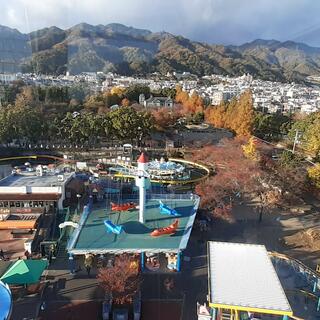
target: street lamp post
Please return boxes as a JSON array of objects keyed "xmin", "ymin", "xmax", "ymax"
[
  {"xmin": 76, "ymin": 194, "xmax": 81, "ymax": 214},
  {"xmin": 292, "ymin": 129, "xmax": 301, "ymax": 154}
]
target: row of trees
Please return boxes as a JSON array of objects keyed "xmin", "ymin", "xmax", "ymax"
[
  {"xmin": 1, "ymin": 82, "xmax": 153, "ymax": 113},
  {"xmin": 205, "ymin": 91, "xmax": 254, "ymax": 137},
  {"xmin": 0, "ymin": 82, "xmax": 208, "ymax": 145},
  {"xmin": 204, "ymin": 90, "xmax": 294, "ymax": 141},
  {"xmin": 0, "ymin": 105, "xmax": 154, "ymax": 145}
]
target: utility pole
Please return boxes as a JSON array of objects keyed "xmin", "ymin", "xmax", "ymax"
[{"xmin": 292, "ymin": 130, "xmax": 300, "ymax": 154}]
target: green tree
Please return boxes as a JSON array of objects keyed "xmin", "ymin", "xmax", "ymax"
[
  {"xmin": 20, "ymin": 107, "xmax": 46, "ymax": 143},
  {"xmin": 108, "ymin": 106, "xmax": 153, "ymax": 143},
  {"xmin": 69, "ymin": 83, "xmax": 92, "ymax": 102},
  {"xmin": 253, "ymin": 112, "xmax": 290, "ymax": 141},
  {"xmin": 288, "ymin": 112, "xmax": 320, "ymax": 158},
  {"xmin": 304, "ymin": 116, "xmax": 320, "ymax": 158},
  {"xmin": 0, "ymin": 106, "xmax": 16, "ymax": 143},
  {"xmin": 124, "ymin": 85, "xmax": 150, "ymax": 102},
  {"xmin": 278, "ymin": 150, "xmax": 303, "ymax": 168},
  {"xmin": 308, "ymin": 164, "xmax": 320, "ymax": 189},
  {"xmin": 0, "ymin": 105, "xmax": 46, "ymax": 144}
]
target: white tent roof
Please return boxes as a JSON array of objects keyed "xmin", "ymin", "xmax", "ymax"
[{"xmin": 208, "ymin": 241, "xmax": 292, "ymax": 315}]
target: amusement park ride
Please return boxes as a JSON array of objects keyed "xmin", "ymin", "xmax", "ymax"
[
  {"xmin": 150, "ymin": 219, "xmax": 179, "ymax": 237},
  {"xmin": 159, "ymin": 200, "xmax": 179, "ymax": 216},
  {"xmin": 104, "ymin": 220, "xmax": 123, "ymax": 235},
  {"xmin": 110, "ymin": 202, "xmax": 136, "ymax": 211},
  {"xmin": 103, "ymin": 152, "xmax": 181, "ymax": 237}
]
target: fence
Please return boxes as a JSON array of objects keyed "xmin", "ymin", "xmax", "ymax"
[
  {"xmin": 67, "ymin": 197, "xmax": 93, "ymax": 251},
  {"xmin": 270, "ymin": 251, "xmax": 320, "ymax": 290}
]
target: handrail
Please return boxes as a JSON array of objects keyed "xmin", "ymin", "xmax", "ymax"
[
  {"xmin": 67, "ymin": 198, "xmax": 93, "ymax": 251},
  {"xmin": 269, "ymin": 251, "xmax": 319, "ymax": 280},
  {"xmin": 268, "ymin": 251, "xmax": 320, "ymax": 319},
  {"xmin": 113, "ymin": 158, "xmax": 210, "ymax": 185}
]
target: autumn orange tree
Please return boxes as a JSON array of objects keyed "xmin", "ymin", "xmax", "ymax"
[
  {"xmin": 110, "ymin": 86, "xmax": 126, "ymax": 97},
  {"xmin": 121, "ymin": 98, "xmax": 130, "ymax": 107},
  {"xmin": 175, "ymin": 85, "xmax": 204, "ymax": 114},
  {"xmin": 204, "ymin": 102, "xmax": 227, "ymax": 128},
  {"xmin": 97, "ymin": 254, "xmax": 141, "ymax": 305},
  {"xmin": 194, "ymin": 138, "xmax": 261, "ymax": 221},
  {"xmin": 151, "ymin": 107, "xmax": 181, "ymax": 131},
  {"xmin": 205, "ymin": 91, "xmax": 254, "ymax": 137}
]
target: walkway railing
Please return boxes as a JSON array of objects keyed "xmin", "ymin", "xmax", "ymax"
[
  {"xmin": 66, "ymin": 198, "xmax": 93, "ymax": 251},
  {"xmin": 269, "ymin": 251, "xmax": 320, "ymax": 286},
  {"xmin": 269, "ymin": 251, "xmax": 320, "ymax": 313}
]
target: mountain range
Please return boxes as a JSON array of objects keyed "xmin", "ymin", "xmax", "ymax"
[{"xmin": 1, "ymin": 23, "xmax": 320, "ymax": 82}]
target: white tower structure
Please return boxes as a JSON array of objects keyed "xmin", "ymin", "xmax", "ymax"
[{"xmin": 135, "ymin": 152, "xmax": 150, "ymax": 223}]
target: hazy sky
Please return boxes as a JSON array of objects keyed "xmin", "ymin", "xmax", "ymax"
[{"xmin": 1, "ymin": 0, "xmax": 320, "ymax": 46}]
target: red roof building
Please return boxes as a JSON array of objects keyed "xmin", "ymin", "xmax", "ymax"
[{"xmin": 137, "ymin": 152, "xmax": 148, "ymax": 164}]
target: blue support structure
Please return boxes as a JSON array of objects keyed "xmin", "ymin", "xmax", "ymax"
[
  {"xmin": 141, "ymin": 252, "xmax": 145, "ymax": 271},
  {"xmin": 211, "ymin": 307, "xmax": 216, "ymax": 320},
  {"xmin": 177, "ymin": 251, "xmax": 181, "ymax": 272},
  {"xmin": 314, "ymin": 278, "xmax": 318, "ymax": 293},
  {"xmin": 282, "ymin": 316, "xmax": 288, "ymax": 320},
  {"xmin": 317, "ymin": 297, "xmax": 320, "ymax": 312}
]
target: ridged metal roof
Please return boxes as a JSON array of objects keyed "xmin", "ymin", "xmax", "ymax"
[{"xmin": 208, "ymin": 241, "xmax": 292, "ymax": 314}]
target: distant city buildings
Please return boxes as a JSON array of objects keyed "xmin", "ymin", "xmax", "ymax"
[
  {"xmin": 0, "ymin": 73, "xmax": 16, "ymax": 83},
  {"xmin": 1, "ymin": 71, "xmax": 320, "ymax": 114}
]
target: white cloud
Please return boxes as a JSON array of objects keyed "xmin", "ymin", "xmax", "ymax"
[{"xmin": 0, "ymin": 0, "xmax": 319, "ymax": 46}]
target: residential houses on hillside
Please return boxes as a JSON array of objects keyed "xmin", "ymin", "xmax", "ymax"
[{"xmin": 1, "ymin": 71, "xmax": 320, "ymax": 113}]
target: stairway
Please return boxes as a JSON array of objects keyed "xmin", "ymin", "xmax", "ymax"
[
  {"xmin": 56, "ymin": 235, "xmax": 68, "ymax": 259},
  {"xmin": 221, "ymin": 310, "xmax": 232, "ymax": 320}
]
